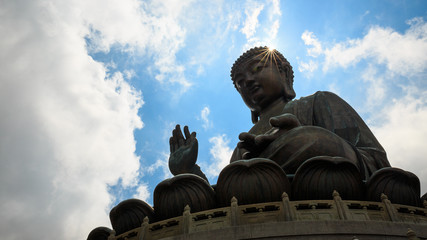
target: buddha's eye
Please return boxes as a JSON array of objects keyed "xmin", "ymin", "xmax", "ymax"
[
  {"xmin": 252, "ymin": 66, "xmax": 261, "ymax": 73},
  {"xmin": 252, "ymin": 63, "xmax": 267, "ymax": 73},
  {"xmin": 236, "ymin": 79, "xmax": 244, "ymax": 88}
]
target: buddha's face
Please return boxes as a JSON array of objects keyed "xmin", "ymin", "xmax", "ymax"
[{"xmin": 233, "ymin": 55, "xmax": 286, "ymax": 112}]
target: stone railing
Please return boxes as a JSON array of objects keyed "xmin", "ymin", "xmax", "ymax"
[{"xmin": 108, "ymin": 191, "xmax": 427, "ymax": 240}]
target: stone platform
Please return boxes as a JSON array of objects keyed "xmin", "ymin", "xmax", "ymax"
[{"xmin": 108, "ymin": 192, "xmax": 427, "ymax": 240}]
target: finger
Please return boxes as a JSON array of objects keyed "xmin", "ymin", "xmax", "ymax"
[
  {"xmin": 269, "ymin": 117, "xmax": 281, "ymax": 127},
  {"xmin": 237, "ymin": 140, "xmax": 245, "ymax": 149},
  {"xmin": 254, "ymin": 134, "xmax": 276, "ymax": 146},
  {"xmin": 175, "ymin": 124, "xmax": 185, "ymax": 146},
  {"xmin": 169, "ymin": 137, "xmax": 174, "ymax": 152},
  {"xmin": 239, "ymin": 132, "xmax": 255, "ymax": 141},
  {"xmin": 269, "ymin": 116, "xmax": 292, "ymax": 127},
  {"xmin": 238, "ymin": 132, "xmax": 249, "ymax": 140},
  {"xmin": 172, "ymin": 128, "xmax": 179, "ymax": 150},
  {"xmin": 183, "ymin": 125, "xmax": 191, "ymax": 140},
  {"xmin": 190, "ymin": 131, "xmax": 196, "ymax": 140},
  {"xmin": 270, "ymin": 114, "xmax": 301, "ymax": 128},
  {"xmin": 237, "ymin": 139, "xmax": 255, "ymax": 150}
]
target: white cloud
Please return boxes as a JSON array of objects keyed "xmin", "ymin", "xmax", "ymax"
[
  {"xmin": 0, "ymin": 0, "xmax": 196, "ymax": 239},
  {"xmin": 240, "ymin": 0, "xmax": 282, "ymax": 49},
  {"xmin": 240, "ymin": 1, "xmax": 264, "ymax": 39},
  {"xmin": 299, "ymin": 17, "xmax": 427, "ymax": 77},
  {"xmin": 297, "ymin": 59, "xmax": 318, "ymax": 77},
  {"xmin": 83, "ymin": 0, "xmax": 193, "ymax": 92},
  {"xmin": 1, "ymin": 22, "xmax": 142, "ymax": 240},
  {"xmin": 301, "ymin": 31, "xmax": 323, "ymax": 57},
  {"xmin": 199, "ymin": 106, "xmax": 212, "ymax": 130},
  {"xmin": 147, "ymin": 152, "xmax": 173, "ymax": 180},
  {"xmin": 123, "ymin": 69, "xmax": 136, "ymax": 80},
  {"xmin": 206, "ymin": 134, "xmax": 233, "ymax": 179},
  {"xmin": 298, "ymin": 31, "xmax": 321, "ymax": 78},
  {"xmin": 133, "ymin": 184, "xmax": 151, "ymax": 203},
  {"xmin": 269, "ymin": 0, "xmax": 281, "ymax": 17},
  {"xmin": 267, "ymin": 19, "xmax": 280, "ymax": 40},
  {"xmin": 266, "ymin": 0, "xmax": 281, "ymax": 40},
  {"xmin": 361, "ymin": 65, "xmax": 387, "ymax": 110},
  {"xmin": 323, "ymin": 17, "xmax": 427, "ymax": 74},
  {"xmin": 371, "ymin": 88, "xmax": 427, "ymax": 194}
]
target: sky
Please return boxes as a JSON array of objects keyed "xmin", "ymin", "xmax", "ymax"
[{"xmin": 1, "ymin": 0, "xmax": 426, "ymax": 239}]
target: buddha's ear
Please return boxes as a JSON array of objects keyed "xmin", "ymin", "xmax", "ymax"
[{"xmin": 280, "ymin": 65, "xmax": 296, "ymax": 101}]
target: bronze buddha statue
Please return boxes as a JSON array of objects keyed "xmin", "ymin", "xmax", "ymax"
[
  {"xmin": 167, "ymin": 46, "xmax": 420, "ymax": 206},
  {"xmin": 94, "ymin": 47, "xmax": 423, "ymax": 238}
]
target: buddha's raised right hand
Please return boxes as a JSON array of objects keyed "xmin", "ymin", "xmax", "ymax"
[{"xmin": 169, "ymin": 125, "xmax": 198, "ymax": 175}]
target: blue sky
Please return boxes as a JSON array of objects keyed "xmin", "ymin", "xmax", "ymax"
[{"xmin": 1, "ymin": 0, "xmax": 426, "ymax": 239}]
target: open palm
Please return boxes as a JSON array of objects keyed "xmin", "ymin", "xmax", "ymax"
[{"xmin": 168, "ymin": 125, "xmax": 198, "ymax": 175}]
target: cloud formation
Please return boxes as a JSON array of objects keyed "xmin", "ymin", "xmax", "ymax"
[
  {"xmin": 372, "ymin": 88, "xmax": 427, "ymax": 194},
  {"xmin": 300, "ymin": 17, "xmax": 427, "ymax": 76},
  {"xmin": 206, "ymin": 134, "xmax": 234, "ymax": 179},
  {"xmin": 146, "ymin": 152, "xmax": 173, "ymax": 180},
  {"xmin": 240, "ymin": 0, "xmax": 282, "ymax": 49},
  {"xmin": 240, "ymin": 1, "xmax": 265, "ymax": 39},
  {"xmin": 133, "ymin": 184, "xmax": 151, "ymax": 203},
  {"xmin": 324, "ymin": 18, "xmax": 427, "ymax": 75},
  {"xmin": 0, "ymin": 0, "xmax": 194, "ymax": 239},
  {"xmin": 83, "ymin": 0, "xmax": 192, "ymax": 92},
  {"xmin": 301, "ymin": 31, "xmax": 323, "ymax": 57},
  {"xmin": 199, "ymin": 106, "xmax": 212, "ymax": 130}
]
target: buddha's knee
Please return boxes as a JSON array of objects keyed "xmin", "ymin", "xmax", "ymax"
[
  {"xmin": 366, "ymin": 167, "xmax": 421, "ymax": 207},
  {"xmin": 291, "ymin": 156, "xmax": 364, "ymax": 201},
  {"xmin": 153, "ymin": 174, "xmax": 216, "ymax": 221},
  {"xmin": 216, "ymin": 158, "xmax": 290, "ymax": 207}
]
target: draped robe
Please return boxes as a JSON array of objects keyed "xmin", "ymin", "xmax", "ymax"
[{"xmin": 231, "ymin": 91, "xmax": 390, "ymax": 180}]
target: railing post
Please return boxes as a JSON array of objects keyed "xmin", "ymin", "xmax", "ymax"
[
  {"xmin": 381, "ymin": 194, "xmax": 401, "ymax": 222},
  {"xmin": 138, "ymin": 216, "xmax": 149, "ymax": 240},
  {"xmin": 281, "ymin": 192, "xmax": 295, "ymax": 221},
  {"xmin": 407, "ymin": 228, "xmax": 420, "ymax": 240},
  {"xmin": 230, "ymin": 196, "xmax": 239, "ymax": 226},
  {"xmin": 182, "ymin": 205, "xmax": 191, "ymax": 234},
  {"xmin": 333, "ymin": 190, "xmax": 349, "ymax": 220}
]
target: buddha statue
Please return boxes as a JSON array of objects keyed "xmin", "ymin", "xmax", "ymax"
[
  {"xmin": 167, "ymin": 46, "xmax": 421, "ymax": 206},
  {"xmin": 90, "ymin": 47, "xmax": 424, "ymax": 238}
]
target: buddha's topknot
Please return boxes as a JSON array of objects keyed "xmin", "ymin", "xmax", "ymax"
[{"xmin": 230, "ymin": 46, "xmax": 294, "ymax": 86}]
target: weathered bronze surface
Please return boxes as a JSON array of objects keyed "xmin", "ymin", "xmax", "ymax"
[
  {"xmin": 109, "ymin": 199, "xmax": 154, "ymax": 235},
  {"xmin": 366, "ymin": 167, "xmax": 421, "ymax": 206},
  {"xmin": 153, "ymin": 174, "xmax": 215, "ymax": 221},
  {"xmin": 86, "ymin": 226, "xmax": 112, "ymax": 240},
  {"xmin": 216, "ymin": 158, "xmax": 290, "ymax": 207},
  {"xmin": 291, "ymin": 156, "xmax": 364, "ymax": 200}
]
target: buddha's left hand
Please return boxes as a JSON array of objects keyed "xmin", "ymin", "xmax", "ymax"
[
  {"xmin": 238, "ymin": 113, "xmax": 301, "ymax": 159},
  {"xmin": 254, "ymin": 113, "xmax": 301, "ymax": 151}
]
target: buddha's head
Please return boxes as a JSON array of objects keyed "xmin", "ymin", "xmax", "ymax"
[{"xmin": 231, "ymin": 47, "xmax": 295, "ymax": 123}]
